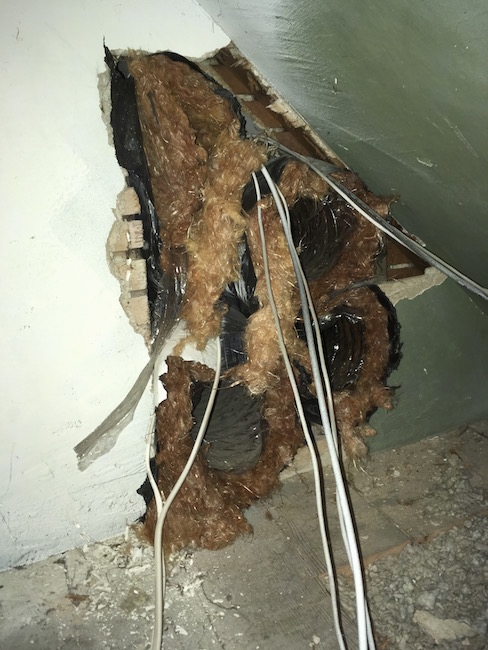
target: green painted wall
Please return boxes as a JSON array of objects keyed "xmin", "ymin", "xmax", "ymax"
[
  {"xmin": 198, "ymin": 0, "xmax": 488, "ymax": 447},
  {"xmin": 200, "ymin": 0, "xmax": 488, "ymax": 286},
  {"xmin": 369, "ymin": 280, "xmax": 488, "ymax": 451}
]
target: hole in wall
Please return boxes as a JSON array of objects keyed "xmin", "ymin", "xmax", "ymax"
[
  {"xmin": 101, "ymin": 44, "xmax": 428, "ymax": 345},
  {"xmin": 101, "ymin": 44, "xmax": 408, "ymax": 553}
]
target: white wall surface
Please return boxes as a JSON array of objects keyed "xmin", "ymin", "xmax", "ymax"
[{"xmin": 0, "ymin": 0, "xmax": 228, "ymax": 570}]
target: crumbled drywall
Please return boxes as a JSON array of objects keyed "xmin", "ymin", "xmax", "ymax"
[
  {"xmin": 106, "ymin": 186, "xmax": 151, "ymax": 343},
  {"xmin": 379, "ymin": 267, "xmax": 446, "ymax": 305}
]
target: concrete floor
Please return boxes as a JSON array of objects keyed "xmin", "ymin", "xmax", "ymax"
[{"xmin": 1, "ymin": 423, "xmax": 487, "ymax": 649}]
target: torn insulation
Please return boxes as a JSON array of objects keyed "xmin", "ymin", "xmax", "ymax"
[
  {"xmin": 127, "ymin": 52, "xmax": 267, "ymax": 347},
  {"xmin": 143, "ymin": 356, "xmax": 304, "ymax": 552},
  {"xmin": 103, "ymin": 48, "xmax": 402, "ymax": 552}
]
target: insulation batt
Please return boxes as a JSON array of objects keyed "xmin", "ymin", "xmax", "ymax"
[
  {"xmin": 144, "ymin": 357, "xmax": 303, "ymax": 551},
  {"xmin": 128, "ymin": 55, "xmax": 207, "ymax": 262},
  {"xmin": 233, "ymin": 161, "xmax": 329, "ymax": 394},
  {"xmin": 122, "ymin": 51, "xmax": 401, "ymax": 551},
  {"xmin": 182, "ymin": 126, "xmax": 266, "ymax": 346},
  {"xmin": 129, "ymin": 54, "xmax": 266, "ymax": 347}
]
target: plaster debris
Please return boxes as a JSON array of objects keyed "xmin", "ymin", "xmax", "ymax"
[
  {"xmin": 2, "ymin": 425, "xmax": 488, "ymax": 649},
  {"xmin": 413, "ymin": 610, "xmax": 477, "ymax": 643},
  {"xmin": 379, "ymin": 267, "xmax": 446, "ymax": 305}
]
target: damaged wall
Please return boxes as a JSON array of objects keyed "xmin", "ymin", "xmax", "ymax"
[
  {"xmin": 2, "ymin": 0, "xmax": 485, "ymax": 573},
  {"xmin": 0, "ymin": 0, "xmax": 228, "ymax": 571},
  {"xmin": 196, "ymin": 0, "xmax": 488, "ymax": 446},
  {"xmin": 370, "ymin": 279, "xmax": 488, "ymax": 449},
  {"xmin": 103, "ymin": 49, "xmax": 402, "ymax": 552}
]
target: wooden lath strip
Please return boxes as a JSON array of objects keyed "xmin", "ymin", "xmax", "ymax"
[{"xmin": 202, "ymin": 45, "xmax": 428, "ymax": 282}]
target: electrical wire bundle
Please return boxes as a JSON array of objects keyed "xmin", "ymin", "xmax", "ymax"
[
  {"xmin": 146, "ymin": 163, "xmax": 380, "ymax": 650},
  {"xmin": 143, "ymin": 138, "xmax": 488, "ymax": 646}
]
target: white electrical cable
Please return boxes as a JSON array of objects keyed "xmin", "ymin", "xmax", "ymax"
[
  {"xmin": 252, "ymin": 172, "xmax": 348, "ymax": 650},
  {"xmin": 145, "ymin": 412, "xmax": 163, "ymax": 517},
  {"xmin": 259, "ymin": 165, "xmax": 375, "ymax": 649},
  {"xmin": 144, "ymin": 157, "xmax": 385, "ymax": 648},
  {"xmin": 273, "ymin": 184, "xmax": 351, "ymax": 643},
  {"xmin": 275, "ymin": 184, "xmax": 339, "ymax": 448},
  {"xmin": 262, "ymin": 137, "xmax": 488, "ymax": 302},
  {"xmin": 148, "ymin": 345, "xmax": 222, "ymax": 650},
  {"xmin": 268, "ymin": 169, "xmax": 372, "ymax": 650}
]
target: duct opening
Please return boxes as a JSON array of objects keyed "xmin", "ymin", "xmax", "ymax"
[{"xmin": 105, "ymin": 45, "xmax": 404, "ymax": 553}]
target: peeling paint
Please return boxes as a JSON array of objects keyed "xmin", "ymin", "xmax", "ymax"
[{"xmin": 416, "ymin": 157, "xmax": 434, "ymax": 168}]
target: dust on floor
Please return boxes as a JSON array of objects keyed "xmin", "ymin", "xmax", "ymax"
[{"xmin": 1, "ymin": 423, "xmax": 487, "ymax": 649}]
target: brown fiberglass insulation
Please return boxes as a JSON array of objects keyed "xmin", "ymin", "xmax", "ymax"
[
  {"xmin": 233, "ymin": 161, "xmax": 329, "ymax": 394},
  {"xmin": 182, "ymin": 125, "xmax": 266, "ymax": 347},
  {"xmin": 128, "ymin": 55, "xmax": 207, "ymax": 264},
  {"xmin": 129, "ymin": 53, "xmax": 266, "ymax": 346},
  {"xmin": 144, "ymin": 356, "xmax": 303, "ymax": 551},
  {"xmin": 123, "ymin": 50, "xmax": 401, "ymax": 553}
]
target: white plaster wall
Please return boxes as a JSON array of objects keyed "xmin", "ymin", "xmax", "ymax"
[{"xmin": 0, "ymin": 0, "xmax": 228, "ymax": 570}]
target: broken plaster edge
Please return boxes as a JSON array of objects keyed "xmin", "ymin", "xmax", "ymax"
[
  {"xmin": 281, "ymin": 268, "xmax": 447, "ymax": 482},
  {"xmin": 99, "ymin": 64, "xmax": 152, "ymax": 345},
  {"xmin": 378, "ymin": 267, "xmax": 447, "ymax": 306},
  {"xmin": 223, "ymin": 44, "xmax": 345, "ymax": 167}
]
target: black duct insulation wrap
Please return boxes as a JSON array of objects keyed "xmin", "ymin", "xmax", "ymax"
[
  {"xmin": 295, "ymin": 308, "xmax": 367, "ymax": 395},
  {"xmin": 105, "ymin": 47, "xmax": 173, "ymax": 335},
  {"xmin": 190, "ymin": 380, "xmax": 263, "ymax": 473},
  {"xmin": 295, "ymin": 285, "xmax": 401, "ymax": 425},
  {"xmin": 219, "ymin": 236, "xmax": 260, "ymax": 371},
  {"xmin": 105, "ymin": 46, "xmax": 247, "ymax": 338},
  {"xmin": 288, "ymin": 195, "xmax": 357, "ymax": 281},
  {"xmin": 90, "ymin": 48, "xmax": 401, "ymax": 488},
  {"xmin": 242, "ymin": 155, "xmax": 357, "ymax": 280}
]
